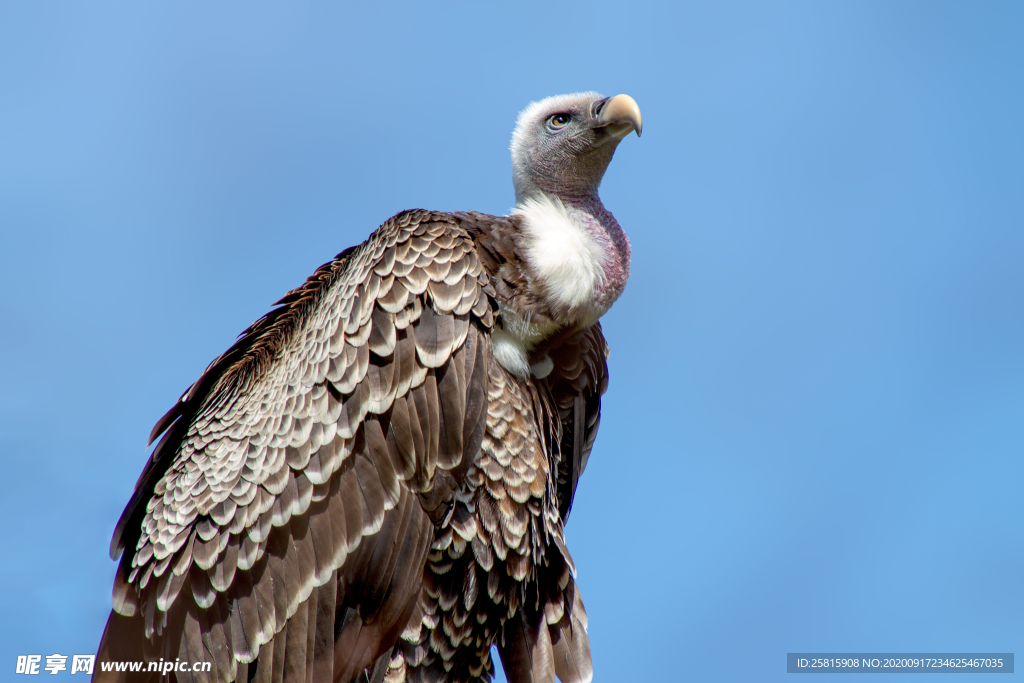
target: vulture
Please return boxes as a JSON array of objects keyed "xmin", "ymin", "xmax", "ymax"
[{"xmin": 96, "ymin": 91, "xmax": 642, "ymax": 683}]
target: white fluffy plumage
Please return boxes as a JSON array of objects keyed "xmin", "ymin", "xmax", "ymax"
[
  {"xmin": 491, "ymin": 328, "xmax": 531, "ymax": 380},
  {"xmin": 514, "ymin": 193, "xmax": 607, "ymax": 316}
]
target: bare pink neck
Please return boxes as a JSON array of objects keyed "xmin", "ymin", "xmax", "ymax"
[{"xmin": 562, "ymin": 193, "xmax": 631, "ymax": 309}]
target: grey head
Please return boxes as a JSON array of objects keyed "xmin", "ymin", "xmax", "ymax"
[{"xmin": 511, "ymin": 92, "xmax": 642, "ymax": 204}]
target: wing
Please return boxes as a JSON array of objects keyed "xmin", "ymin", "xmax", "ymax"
[
  {"xmin": 489, "ymin": 328, "xmax": 606, "ymax": 683},
  {"xmin": 97, "ymin": 209, "xmax": 496, "ymax": 683},
  {"xmin": 540, "ymin": 324, "xmax": 609, "ymax": 523}
]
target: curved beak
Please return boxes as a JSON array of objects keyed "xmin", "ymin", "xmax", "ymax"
[{"xmin": 592, "ymin": 94, "xmax": 643, "ymax": 139}]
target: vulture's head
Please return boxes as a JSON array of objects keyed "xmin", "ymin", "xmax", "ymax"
[{"xmin": 511, "ymin": 91, "xmax": 642, "ymax": 204}]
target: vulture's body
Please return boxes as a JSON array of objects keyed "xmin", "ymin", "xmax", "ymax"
[{"xmin": 96, "ymin": 92, "xmax": 641, "ymax": 683}]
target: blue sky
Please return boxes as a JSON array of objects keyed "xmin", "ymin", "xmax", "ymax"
[{"xmin": 1, "ymin": 1, "xmax": 1021, "ymax": 681}]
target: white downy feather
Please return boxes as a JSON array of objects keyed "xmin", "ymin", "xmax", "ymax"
[{"xmin": 514, "ymin": 194, "xmax": 606, "ymax": 315}]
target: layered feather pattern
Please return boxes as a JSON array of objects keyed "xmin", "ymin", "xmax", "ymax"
[{"xmin": 98, "ymin": 209, "xmax": 609, "ymax": 683}]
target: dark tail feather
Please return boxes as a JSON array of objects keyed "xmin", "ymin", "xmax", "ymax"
[
  {"xmin": 497, "ymin": 576, "xmax": 593, "ymax": 683},
  {"xmin": 498, "ymin": 610, "xmax": 556, "ymax": 683},
  {"xmin": 549, "ymin": 584, "xmax": 592, "ymax": 683}
]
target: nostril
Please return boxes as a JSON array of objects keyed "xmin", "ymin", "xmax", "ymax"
[{"xmin": 591, "ymin": 97, "xmax": 610, "ymax": 119}]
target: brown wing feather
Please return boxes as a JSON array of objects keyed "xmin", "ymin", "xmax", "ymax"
[
  {"xmin": 97, "ymin": 210, "xmax": 497, "ymax": 683},
  {"xmin": 540, "ymin": 324, "xmax": 609, "ymax": 522}
]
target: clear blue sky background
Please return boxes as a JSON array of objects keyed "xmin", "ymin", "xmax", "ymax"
[{"xmin": 1, "ymin": 2, "xmax": 1021, "ymax": 681}]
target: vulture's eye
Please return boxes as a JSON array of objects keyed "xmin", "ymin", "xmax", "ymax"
[{"xmin": 546, "ymin": 113, "xmax": 571, "ymax": 131}]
